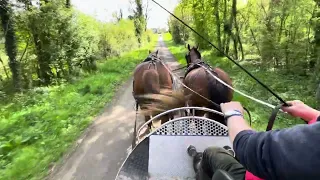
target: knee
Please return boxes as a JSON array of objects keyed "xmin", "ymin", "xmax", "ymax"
[{"xmin": 203, "ymin": 147, "xmax": 227, "ymax": 160}]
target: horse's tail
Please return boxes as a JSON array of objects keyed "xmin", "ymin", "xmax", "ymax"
[
  {"xmin": 139, "ymin": 89, "xmax": 186, "ymax": 117},
  {"xmin": 136, "ymin": 69, "xmax": 160, "ymax": 113}
]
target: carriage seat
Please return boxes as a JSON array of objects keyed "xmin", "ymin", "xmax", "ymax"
[{"xmin": 148, "ymin": 135, "xmax": 232, "ymax": 179}]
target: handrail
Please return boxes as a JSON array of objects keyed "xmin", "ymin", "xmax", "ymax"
[
  {"xmin": 137, "ymin": 116, "xmax": 228, "ymax": 141},
  {"xmin": 137, "ymin": 106, "xmax": 223, "ymax": 138}
]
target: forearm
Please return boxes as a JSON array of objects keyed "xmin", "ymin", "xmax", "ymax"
[{"xmin": 227, "ymin": 116, "xmax": 252, "ymax": 143}]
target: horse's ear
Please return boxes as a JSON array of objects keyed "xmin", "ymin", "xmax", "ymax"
[
  {"xmin": 196, "ymin": 44, "xmax": 199, "ymax": 50},
  {"xmin": 155, "ymin": 50, "xmax": 159, "ymax": 56},
  {"xmin": 187, "ymin": 44, "xmax": 191, "ymax": 51}
]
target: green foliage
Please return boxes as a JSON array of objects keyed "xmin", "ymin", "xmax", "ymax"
[
  {"xmin": 132, "ymin": 0, "xmax": 146, "ymax": 45},
  {"xmin": 164, "ymin": 33, "xmax": 313, "ymax": 131},
  {"xmin": 170, "ymin": 0, "xmax": 318, "ymax": 71},
  {"xmin": 0, "ymin": 34, "xmax": 158, "ymax": 180},
  {"xmin": 168, "ymin": 2, "xmax": 192, "ymax": 44},
  {"xmin": 0, "ymin": 0, "xmax": 21, "ymax": 91},
  {"xmin": 1, "ymin": 0, "xmax": 146, "ymax": 90},
  {"xmin": 99, "ymin": 19, "xmax": 138, "ymax": 57}
]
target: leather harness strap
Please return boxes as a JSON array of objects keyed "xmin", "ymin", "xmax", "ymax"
[
  {"xmin": 266, "ymin": 104, "xmax": 284, "ymax": 131},
  {"xmin": 185, "ymin": 59, "xmax": 253, "ymax": 125},
  {"xmin": 185, "ymin": 59, "xmax": 212, "ymax": 77}
]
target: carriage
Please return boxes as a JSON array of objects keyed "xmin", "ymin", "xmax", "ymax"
[{"xmin": 115, "ymin": 106, "xmax": 232, "ymax": 180}]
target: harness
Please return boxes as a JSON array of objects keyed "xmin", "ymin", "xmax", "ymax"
[
  {"xmin": 143, "ymin": 54, "xmax": 158, "ymax": 62},
  {"xmin": 185, "ymin": 59, "xmax": 215, "ymax": 77}
]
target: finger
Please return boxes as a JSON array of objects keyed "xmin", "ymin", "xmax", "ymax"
[{"xmin": 290, "ymin": 100, "xmax": 303, "ymax": 105}]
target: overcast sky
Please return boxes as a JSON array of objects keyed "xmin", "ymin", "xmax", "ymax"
[{"xmin": 71, "ymin": 0, "xmax": 179, "ymax": 29}]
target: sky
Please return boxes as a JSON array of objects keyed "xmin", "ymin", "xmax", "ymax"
[{"xmin": 71, "ymin": 0, "xmax": 180, "ymax": 29}]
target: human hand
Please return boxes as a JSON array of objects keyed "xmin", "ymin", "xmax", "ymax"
[
  {"xmin": 220, "ymin": 102, "xmax": 244, "ymax": 115},
  {"xmin": 282, "ymin": 100, "xmax": 320, "ymax": 122}
]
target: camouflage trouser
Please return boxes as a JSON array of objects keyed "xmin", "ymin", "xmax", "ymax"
[{"xmin": 195, "ymin": 147, "xmax": 246, "ymax": 180}]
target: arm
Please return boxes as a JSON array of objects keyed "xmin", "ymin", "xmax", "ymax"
[
  {"xmin": 221, "ymin": 101, "xmax": 320, "ymax": 179},
  {"xmin": 221, "ymin": 100, "xmax": 320, "ymax": 145},
  {"xmin": 220, "ymin": 102, "xmax": 252, "ymax": 143},
  {"xmin": 227, "ymin": 116, "xmax": 252, "ymax": 143},
  {"xmin": 233, "ymin": 121, "xmax": 320, "ymax": 179}
]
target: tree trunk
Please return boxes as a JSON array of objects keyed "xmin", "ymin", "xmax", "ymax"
[
  {"xmin": 312, "ymin": 1, "xmax": 320, "ymax": 71},
  {"xmin": 222, "ymin": 0, "xmax": 228, "ymax": 52},
  {"xmin": 144, "ymin": 0, "xmax": 149, "ymax": 31},
  {"xmin": 225, "ymin": 0, "xmax": 236, "ymax": 58},
  {"xmin": 66, "ymin": 0, "xmax": 71, "ymax": 8},
  {"xmin": 27, "ymin": 1, "xmax": 53, "ymax": 85},
  {"xmin": 214, "ymin": 0, "xmax": 222, "ymax": 55},
  {"xmin": 233, "ymin": 1, "xmax": 244, "ymax": 60},
  {"xmin": 0, "ymin": 0, "xmax": 21, "ymax": 91},
  {"xmin": 29, "ymin": 20, "xmax": 52, "ymax": 85},
  {"xmin": 231, "ymin": 0, "xmax": 242, "ymax": 60},
  {"xmin": 134, "ymin": 0, "xmax": 145, "ymax": 45},
  {"xmin": 250, "ymin": 29, "xmax": 261, "ymax": 56}
]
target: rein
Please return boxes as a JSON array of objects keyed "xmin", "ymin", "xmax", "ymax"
[
  {"xmin": 158, "ymin": 59, "xmax": 253, "ymax": 124},
  {"xmin": 172, "ymin": 65, "xmax": 188, "ymax": 72},
  {"xmin": 196, "ymin": 61, "xmax": 282, "ymax": 129},
  {"xmin": 151, "ymin": 0, "xmax": 288, "ymax": 106},
  {"xmin": 151, "ymin": 0, "xmax": 289, "ymax": 130}
]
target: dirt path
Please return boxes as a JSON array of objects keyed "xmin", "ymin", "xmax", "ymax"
[{"xmin": 50, "ymin": 37, "xmax": 184, "ymax": 180}]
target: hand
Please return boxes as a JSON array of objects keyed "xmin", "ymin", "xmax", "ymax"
[
  {"xmin": 220, "ymin": 102, "xmax": 244, "ymax": 115},
  {"xmin": 282, "ymin": 100, "xmax": 320, "ymax": 122}
]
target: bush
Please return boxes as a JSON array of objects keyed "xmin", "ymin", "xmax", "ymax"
[{"xmin": 99, "ymin": 19, "xmax": 138, "ymax": 58}]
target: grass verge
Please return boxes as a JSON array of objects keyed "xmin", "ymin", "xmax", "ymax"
[
  {"xmin": 163, "ymin": 33, "xmax": 316, "ymax": 130},
  {"xmin": 0, "ymin": 35, "xmax": 158, "ymax": 180}
]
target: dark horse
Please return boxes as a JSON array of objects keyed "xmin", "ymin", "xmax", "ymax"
[
  {"xmin": 133, "ymin": 50, "xmax": 173, "ymax": 131},
  {"xmin": 183, "ymin": 44, "xmax": 233, "ymax": 125},
  {"xmin": 141, "ymin": 45, "xmax": 233, "ymax": 126}
]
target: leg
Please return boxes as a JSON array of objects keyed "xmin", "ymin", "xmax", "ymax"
[{"xmin": 200, "ymin": 147, "xmax": 245, "ymax": 180}]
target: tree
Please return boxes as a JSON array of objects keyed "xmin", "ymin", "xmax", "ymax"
[
  {"xmin": 169, "ymin": 0, "xmax": 316, "ymax": 72},
  {"xmin": 0, "ymin": 0, "xmax": 22, "ymax": 91},
  {"xmin": 131, "ymin": 0, "xmax": 146, "ymax": 45},
  {"xmin": 232, "ymin": 0, "xmax": 244, "ymax": 60},
  {"xmin": 144, "ymin": 0, "xmax": 151, "ymax": 31},
  {"xmin": 66, "ymin": 0, "xmax": 71, "ymax": 8},
  {"xmin": 214, "ymin": 0, "xmax": 222, "ymax": 55},
  {"xmin": 312, "ymin": 0, "xmax": 320, "ymax": 72},
  {"xmin": 112, "ymin": 9, "xmax": 123, "ymax": 22}
]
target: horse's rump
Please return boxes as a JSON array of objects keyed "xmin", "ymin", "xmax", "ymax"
[
  {"xmin": 155, "ymin": 61, "xmax": 173, "ymax": 90},
  {"xmin": 183, "ymin": 65, "xmax": 233, "ymax": 123}
]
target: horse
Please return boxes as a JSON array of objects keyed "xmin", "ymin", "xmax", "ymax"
[
  {"xmin": 141, "ymin": 45, "xmax": 233, "ymax": 127},
  {"xmin": 132, "ymin": 50, "xmax": 173, "ymax": 132},
  {"xmin": 183, "ymin": 44, "xmax": 233, "ymax": 126}
]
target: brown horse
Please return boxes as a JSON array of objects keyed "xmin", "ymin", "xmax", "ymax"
[
  {"xmin": 141, "ymin": 45, "xmax": 233, "ymax": 126},
  {"xmin": 183, "ymin": 44, "xmax": 233, "ymax": 125},
  {"xmin": 133, "ymin": 50, "xmax": 173, "ymax": 130}
]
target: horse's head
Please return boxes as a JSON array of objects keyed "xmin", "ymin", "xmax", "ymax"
[
  {"xmin": 144, "ymin": 50, "xmax": 160, "ymax": 62},
  {"xmin": 149, "ymin": 50, "xmax": 159, "ymax": 58},
  {"xmin": 185, "ymin": 44, "xmax": 201, "ymax": 65}
]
